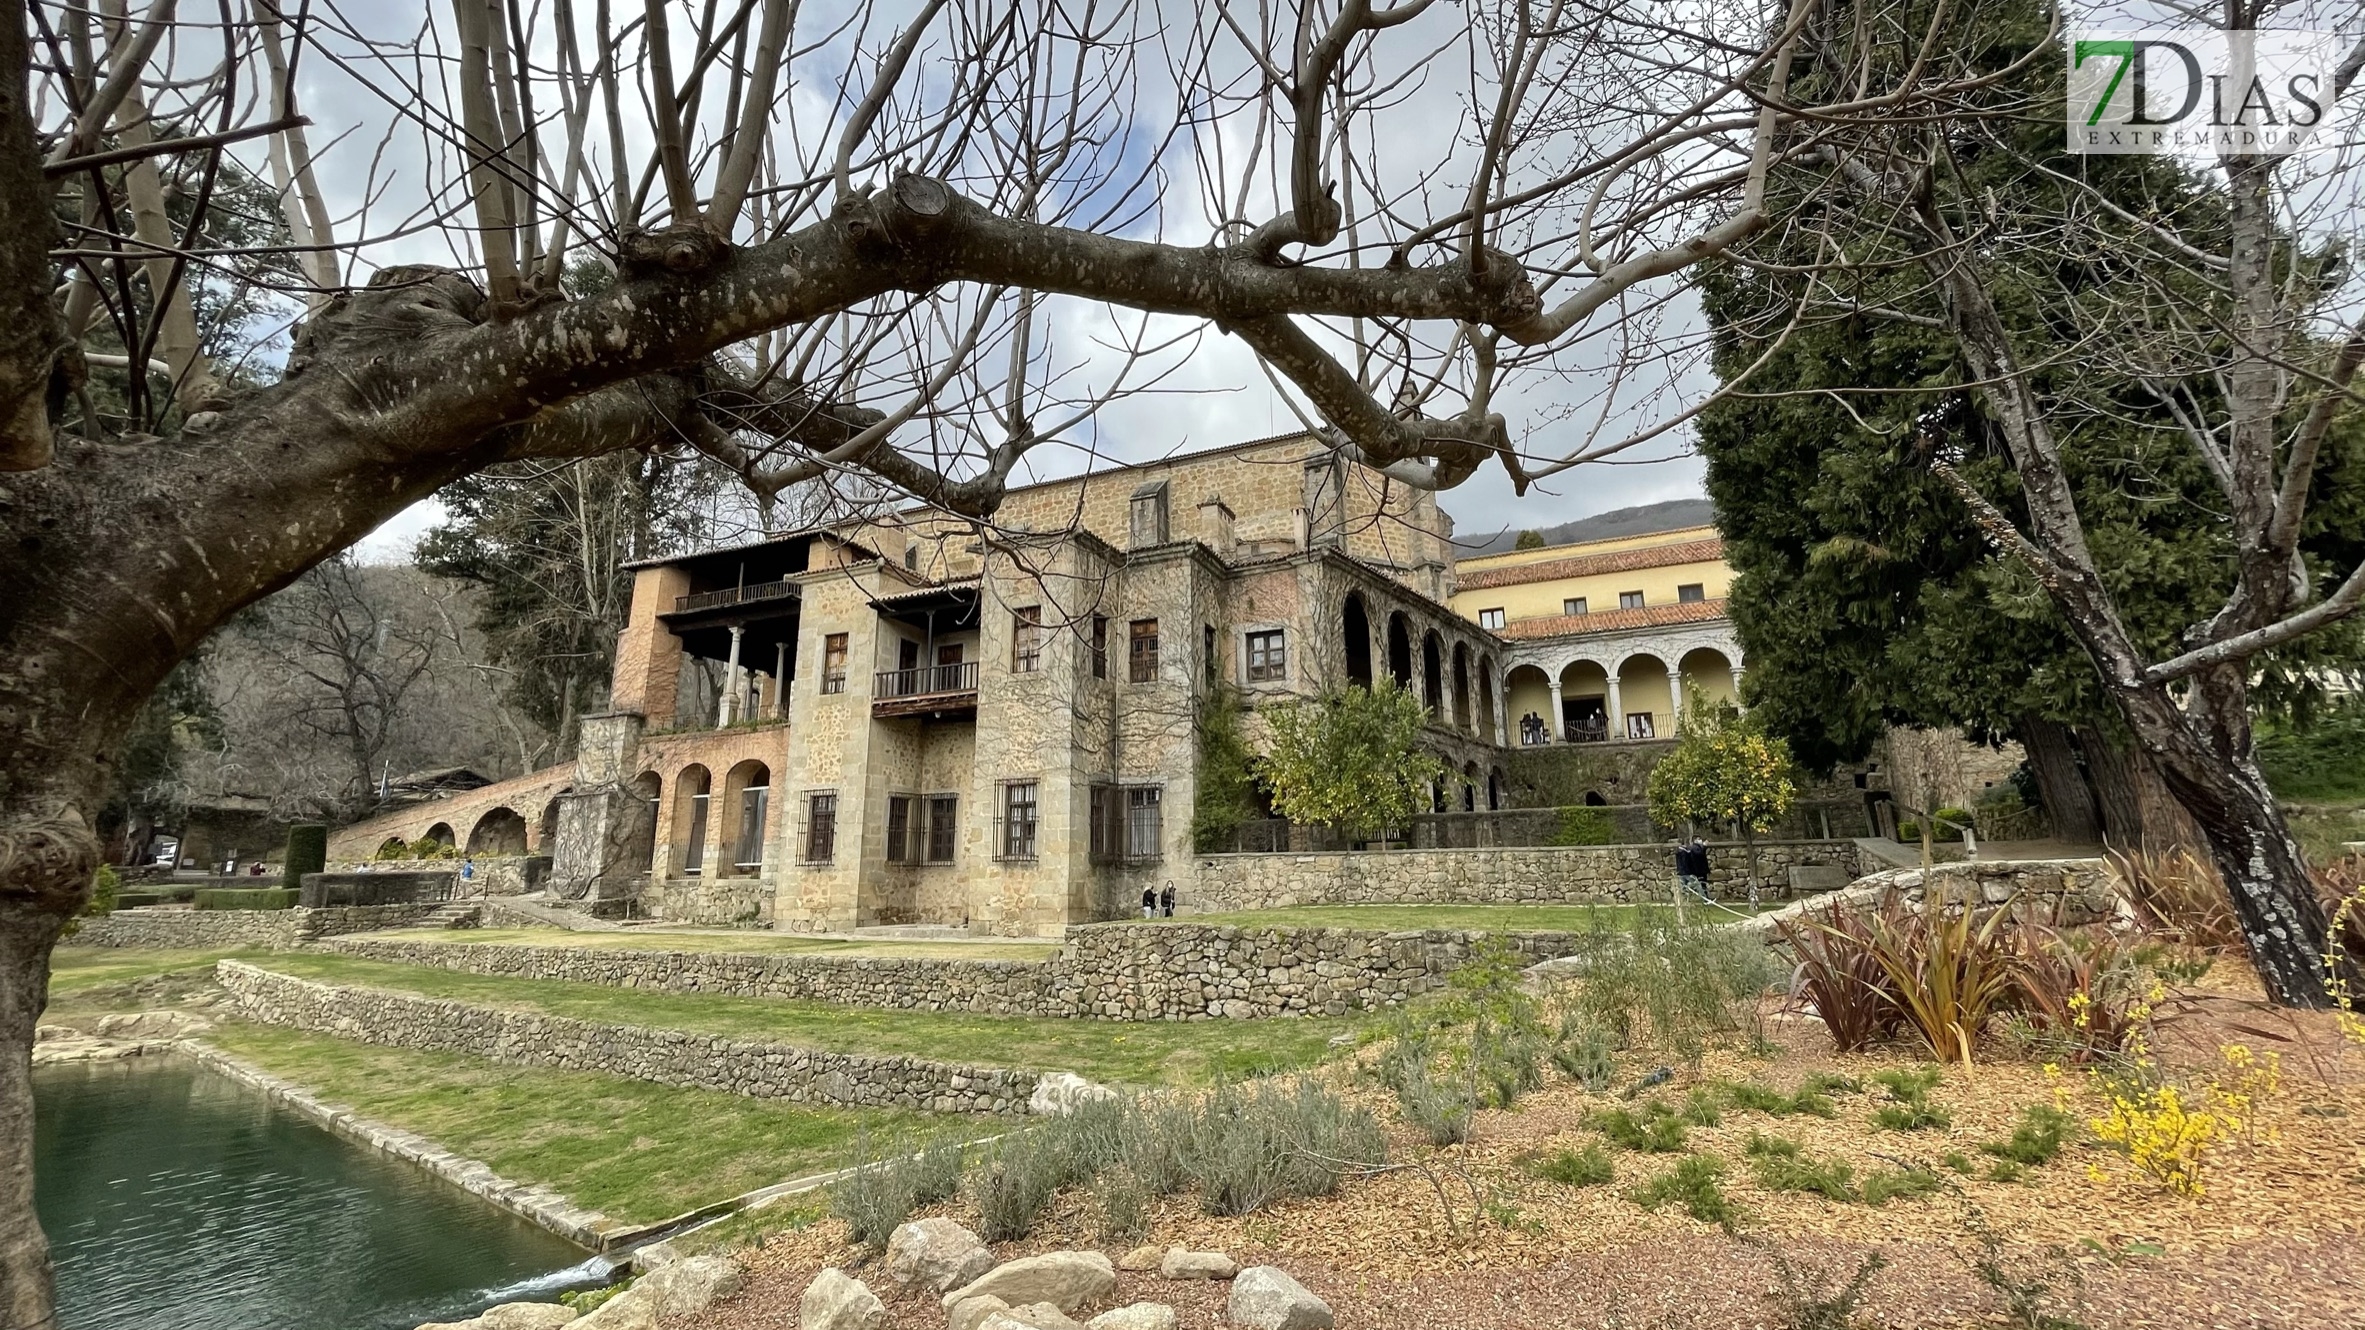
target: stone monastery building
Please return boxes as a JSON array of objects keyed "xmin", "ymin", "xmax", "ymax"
[{"xmin": 329, "ymin": 436, "xmax": 1750, "ymax": 935}]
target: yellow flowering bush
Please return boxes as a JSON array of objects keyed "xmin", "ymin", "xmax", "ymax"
[{"xmin": 2083, "ymin": 1041, "xmax": 2281, "ymax": 1196}]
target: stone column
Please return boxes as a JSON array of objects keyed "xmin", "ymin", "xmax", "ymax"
[
  {"xmin": 1546, "ymin": 675, "xmax": 1564, "ymax": 742},
  {"xmin": 717, "ymin": 624, "xmax": 745, "ymax": 727},
  {"xmin": 1730, "ymin": 663, "xmax": 1747, "ymax": 709},
  {"xmin": 1667, "ymin": 668, "xmax": 1684, "ymax": 730},
  {"xmin": 773, "ymin": 641, "xmax": 789, "ymax": 718},
  {"xmin": 549, "ymin": 712, "xmax": 653, "ymax": 903},
  {"xmin": 1496, "ymin": 680, "xmax": 1511, "ymax": 746},
  {"xmin": 1606, "ymin": 676, "xmax": 1624, "ymax": 739}
]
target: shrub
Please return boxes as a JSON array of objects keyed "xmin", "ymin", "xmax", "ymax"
[
  {"xmin": 1550, "ymin": 1016, "xmax": 1618, "ymax": 1090},
  {"xmin": 1863, "ymin": 898, "xmax": 2018, "ymax": 1063},
  {"xmin": 1681, "ymin": 1086, "xmax": 1725, "ymax": 1126},
  {"xmin": 1524, "ymin": 1143, "xmax": 1615, "ymax": 1187},
  {"xmin": 1392, "ymin": 1060, "xmax": 1475, "ymax": 1146},
  {"xmin": 969, "ymin": 1133, "xmax": 1066, "ymax": 1241},
  {"xmin": 829, "ymin": 1132, "xmax": 967, "ymax": 1252},
  {"xmin": 194, "ymin": 887, "xmax": 299, "ymax": 911},
  {"xmin": 1122, "ymin": 1097, "xmax": 1197, "ymax": 1196},
  {"xmin": 281, "ymin": 824, "xmax": 329, "ymax": 890},
  {"xmin": 1561, "ymin": 906, "xmax": 1777, "ymax": 1065},
  {"xmin": 1981, "ymin": 1105, "xmax": 2075, "ymax": 1166},
  {"xmin": 1858, "ymin": 1166, "xmax": 1941, "ymax": 1205},
  {"xmin": 1090, "ymin": 1167, "xmax": 1149, "ymax": 1244},
  {"xmin": 1722, "ymin": 1080, "xmax": 1842, "ymax": 1119},
  {"xmin": 1181, "ymin": 1079, "xmax": 1385, "ymax": 1216},
  {"xmin": 112, "ymin": 889, "xmax": 168, "ymax": 910},
  {"xmin": 2008, "ymin": 925, "xmax": 2147, "ymax": 1063},
  {"xmin": 84, "ymin": 865, "xmax": 121, "ymax": 916},
  {"xmin": 1869, "ymin": 1068, "xmax": 1951, "ymax": 1131},
  {"xmin": 1780, "ymin": 903, "xmax": 1902, "ymax": 1053},
  {"xmin": 2106, "ymin": 847, "xmax": 2243, "ymax": 951},
  {"xmin": 1629, "ymin": 1154, "xmax": 1735, "ymax": 1227},
  {"xmin": 1546, "ymin": 806, "xmax": 1619, "ymax": 846},
  {"xmin": 1589, "ymin": 1103, "xmax": 1689, "ymax": 1152}
]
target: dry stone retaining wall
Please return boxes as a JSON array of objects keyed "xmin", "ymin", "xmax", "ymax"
[
  {"xmin": 1186, "ymin": 840, "xmax": 1863, "ymax": 912},
  {"xmin": 326, "ymin": 922, "xmax": 1587, "ymax": 1020},
  {"xmin": 65, "ymin": 903, "xmax": 440, "ymax": 950},
  {"xmin": 215, "ymin": 961, "xmax": 1039, "ymax": 1112},
  {"xmin": 1737, "ymin": 858, "xmax": 2120, "ymax": 945}
]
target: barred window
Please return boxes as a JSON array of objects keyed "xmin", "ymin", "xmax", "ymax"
[
  {"xmin": 1125, "ymin": 786, "xmax": 1163, "ymax": 860},
  {"xmin": 1090, "ymin": 615, "xmax": 1108, "ymax": 678},
  {"xmin": 1128, "ymin": 619, "xmax": 1159, "ymax": 682},
  {"xmin": 821, "ymin": 633, "xmax": 848, "ymax": 692},
  {"xmin": 926, "ymin": 794, "xmax": 959, "ymax": 863},
  {"xmin": 1012, "ymin": 607, "xmax": 1042, "ymax": 673},
  {"xmin": 885, "ymin": 795, "xmax": 913, "ymax": 864},
  {"xmin": 1001, "ymin": 782, "xmax": 1039, "ymax": 859},
  {"xmin": 1245, "ymin": 629, "xmax": 1287, "ymax": 682},
  {"xmin": 803, "ymin": 792, "xmax": 837, "ymax": 862}
]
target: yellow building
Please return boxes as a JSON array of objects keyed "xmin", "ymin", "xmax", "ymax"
[{"xmin": 1450, "ymin": 518, "xmax": 1742, "ymax": 745}]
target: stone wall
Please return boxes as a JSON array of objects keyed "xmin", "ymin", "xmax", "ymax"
[
  {"xmin": 1184, "ymin": 840, "xmax": 1864, "ymax": 912},
  {"xmin": 1738, "ymin": 858, "xmax": 2120, "ymax": 945},
  {"xmin": 326, "ymin": 921, "xmax": 1590, "ymax": 1020},
  {"xmin": 639, "ymin": 876, "xmax": 769, "ymax": 926},
  {"xmin": 64, "ymin": 902, "xmax": 439, "ymax": 949},
  {"xmin": 215, "ymin": 961, "xmax": 1039, "ymax": 1112}
]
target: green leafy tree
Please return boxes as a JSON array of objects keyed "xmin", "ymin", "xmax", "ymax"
[
  {"xmin": 1190, "ymin": 690, "xmax": 1259, "ymax": 852},
  {"xmin": 1647, "ymin": 696, "xmax": 1797, "ymax": 902},
  {"xmin": 1513, "ymin": 529, "xmax": 1546, "ymax": 550},
  {"xmin": 1253, "ymin": 682, "xmax": 1440, "ymax": 843}
]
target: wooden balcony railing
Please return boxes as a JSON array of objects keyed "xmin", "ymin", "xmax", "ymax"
[
  {"xmin": 673, "ymin": 579, "xmax": 794, "ymax": 613},
  {"xmin": 873, "ymin": 660, "xmax": 980, "ymax": 700}
]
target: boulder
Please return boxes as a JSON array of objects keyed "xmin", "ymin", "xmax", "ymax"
[
  {"xmin": 948, "ymin": 1295, "xmax": 1010, "ymax": 1330},
  {"xmin": 800, "ymin": 1269, "xmax": 885, "ymax": 1330},
  {"xmin": 415, "ymin": 1301, "xmax": 580, "ymax": 1329},
  {"xmin": 1088, "ymin": 1304, "xmax": 1178, "ymax": 1330},
  {"xmin": 575, "ymin": 1255, "xmax": 745, "ymax": 1330},
  {"xmin": 886, "ymin": 1217, "xmax": 996, "ymax": 1295},
  {"xmin": 943, "ymin": 1252, "xmax": 1116, "ymax": 1314},
  {"xmin": 1158, "ymin": 1249, "xmax": 1236, "ymax": 1281},
  {"xmin": 1226, "ymin": 1268, "xmax": 1333, "ymax": 1330},
  {"xmin": 981, "ymin": 1304, "xmax": 1084, "ymax": 1330},
  {"xmin": 1028, "ymin": 1072, "xmax": 1118, "ymax": 1117},
  {"xmin": 1114, "ymin": 1245, "xmax": 1164, "ymax": 1273}
]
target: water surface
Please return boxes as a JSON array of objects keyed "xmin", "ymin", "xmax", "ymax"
[{"xmin": 35, "ymin": 1058, "xmax": 603, "ymax": 1330}]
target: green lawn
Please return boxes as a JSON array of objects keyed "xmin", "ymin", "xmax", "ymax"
[
  {"xmin": 46, "ymin": 947, "xmax": 261, "ymax": 1002},
  {"xmin": 1159, "ymin": 901, "xmax": 1770, "ymax": 932},
  {"xmin": 249, "ymin": 953, "xmax": 1358, "ymax": 1086},
  {"xmin": 404, "ymin": 926, "xmax": 1061, "ymax": 962},
  {"xmin": 203, "ymin": 1024, "xmax": 935, "ymax": 1225}
]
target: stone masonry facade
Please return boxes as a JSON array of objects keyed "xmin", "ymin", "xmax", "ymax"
[
  {"xmin": 327, "ymin": 921, "xmax": 1590, "ymax": 1020},
  {"xmin": 215, "ymin": 961, "xmax": 1040, "ymax": 1112},
  {"xmin": 1185, "ymin": 840, "xmax": 1865, "ymax": 911}
]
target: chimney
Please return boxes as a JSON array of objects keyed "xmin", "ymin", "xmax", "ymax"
[{"xmin": 1198, "ymin": 494, "xmax": 1235, "ymax": 558}]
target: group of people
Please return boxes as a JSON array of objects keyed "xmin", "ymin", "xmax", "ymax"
[
  {"xmin": 1672, "ymin": 836, "xmax": 1713, "ymax": 902},
  {"xmin": 1140, "ymin": 882, "xmax": 1178, "ymax": 918},
  {"xmin": 1519, "ymin": 711, "xmax": 1553, "ymax": 744}
]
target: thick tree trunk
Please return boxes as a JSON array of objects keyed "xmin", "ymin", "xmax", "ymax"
[
  {"xmin": 2018, "ymin": 716, "xmax": 2101, "ymax": 844},
  {"xmin": 2078, "ymin": 725, "xmax": 2206, "ymax": 854}
]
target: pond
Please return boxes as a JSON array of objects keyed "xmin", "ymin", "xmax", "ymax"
[{"xmin": 34, "ymin": 1059, "xmax": 607, "ymax": 1330}]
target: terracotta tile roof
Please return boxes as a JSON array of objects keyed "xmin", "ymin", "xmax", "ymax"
[
  {"xmin": 1495, "ymin": 597, "xmax": 1730, "ymax": 640},
  {"xmin": 1456, "ymin": 535, "xmax": 1724, "ymax": 590}
]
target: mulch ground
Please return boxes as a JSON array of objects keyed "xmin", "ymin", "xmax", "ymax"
[{"xmin": 667, "ymin": 977, "xmax": 2365, "ymax": 1330}]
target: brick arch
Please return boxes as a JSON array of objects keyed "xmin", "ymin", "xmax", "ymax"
[{"xmin": 466, "ymin": 807, "xmax": 528, "ymax": 855}]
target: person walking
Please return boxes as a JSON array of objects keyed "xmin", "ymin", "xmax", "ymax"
[
  {"xmin": 1159, "ymin": 881, "xmax": 1176, "ymax": 917},
  {"xmin": 1141, "ymin": 885, "xmax": 1157, "ymax": 919},
  {"xmin": 1680, "ymin": 837, "xmax": 1713, "ymax": 903}
]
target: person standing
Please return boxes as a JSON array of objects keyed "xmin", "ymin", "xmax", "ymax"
[
  {"xmin": 1159, "ymin": 881, "xmax": 1176, "ymax": 917},
  {"xmin": 1141, "ymin": 885, "xmax": 1157, "ymax": 919}
]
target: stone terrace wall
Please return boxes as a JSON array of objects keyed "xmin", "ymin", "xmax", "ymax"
[
  {"xmin": 1738, "ymin": 858, "xmax": 2120, "ymax": 945},
  {"xmin": 326, "ymin": 922, "xmax": 1592, "ymax": 1021},
  {"xmin": 215, "ymin": 961, "xmax": 1039, "ymax": 1113},
  {"xmin": 1186, "ymin": 840, "xmax": 1863, "ymax": 912},
  {"xmin": 65, "ymin": 903, "xmax": 439, "ymax": 949}
]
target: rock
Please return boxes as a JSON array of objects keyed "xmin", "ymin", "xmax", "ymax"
[
  {"xmin": 1158, "ymin": 1249, "xmax": 1236, "ymax": 1281},
  {"xmin": 982, "ymin": 1304, "xmax": 1085, "ymax": 1330},
  {"xmin": 1088, "ymin": 1304, "xmax": 1178, "ymax": 1330},
  {"xmin": 948, "ymin": 1294, "xmax": 1010, "ymax": 1330},
  {"xmin": 414, "ymin": 1300, "xmax": 580, "ymax": 1329},
  {"xmin": 1226, "ymin": 1268, "xmax": 1332, "ymax": 1330},
  {"xmin": 944, "ymin": 1251, "xmax": 1117, "ymax": 1314},
  {"xmin": 886, "ymin": 1217, "xmax": 995, "ymax": 1294},
  {"xmin": 1115, "ymin": 1245, "xmax": 1164, "ymax": 1273},
  {"xmin": 1028, "ymin": 1072, "xmax": 1118, "ymax": 1117},
  {"xmin": 628, "ymin": 1239, "xmax": 679, "ymax": 1271},
  {"xmin": 576, "ymin": 1255, "xmax": 744, "ymax": 1330},
  {"xmin": 800, "ymin": 1268, "xmax": 885, "ymax": 1330}
]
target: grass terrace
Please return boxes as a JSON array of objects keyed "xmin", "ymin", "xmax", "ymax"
[
  {"xmin": 201, "ymin": 1025, "xmax": 937, "ymax": 1225},
  {"xmin": 245, "ymin": 953, "xmax": 1362, "ymax": 1087}
]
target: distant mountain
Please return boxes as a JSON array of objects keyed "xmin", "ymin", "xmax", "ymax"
[{"xmin": 1454, "ymin": 498, "xmax": 1719, "ymax": 557}]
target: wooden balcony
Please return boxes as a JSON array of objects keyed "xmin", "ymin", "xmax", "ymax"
[
  {"xmin": 872, "ymin": 661, "xmax": 980, "ymax": 718},
  {"xmin": 672, "ymin": 579, "xmax": 795, "ymax": 614}
]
